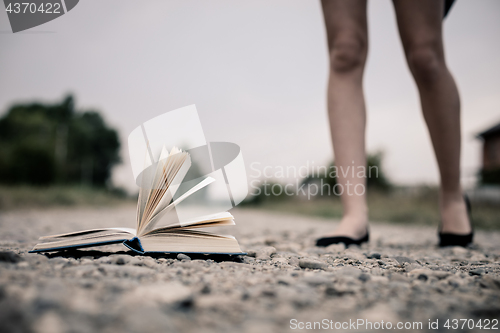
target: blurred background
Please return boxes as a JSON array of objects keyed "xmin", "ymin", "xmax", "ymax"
[{"xmin": 0, "ymin": 0, "xmax": 498, "ymax": 228}]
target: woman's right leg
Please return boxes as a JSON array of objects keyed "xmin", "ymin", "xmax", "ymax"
[{"xmin": 321, "ymin": 0, "xmax": 369, "ymax": 239}]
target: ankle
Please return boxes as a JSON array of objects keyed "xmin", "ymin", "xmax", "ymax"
[
  {"xmin": 343, "ymin": 206, "xmax": 368, "ymax": 222},
  {"xmin": 340, "ymin": 214, "xmax": 368, "ymax": 226},
  {"xmin": 439, "ymin": 189, "xmax": 463, "ymax": 206},
  {"xmin": 439, "ymin": 196, "xmax": 471, "ymax": 234},
  {"xmin": 339, "ymin": 214, "xmax": 369, "ymax": 230}
]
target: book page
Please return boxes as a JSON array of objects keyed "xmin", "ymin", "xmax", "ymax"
[{"xmin": 138, "ymin": 176, "xmax": 215, "ymax": 235}]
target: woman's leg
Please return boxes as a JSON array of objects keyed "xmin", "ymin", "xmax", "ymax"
[
  {"xmin": 321, "ymin": 0, "xmax": 369, "ymax": 239},
  {"xmin": 393, "ymin": 0, "xmax": 470, "ymax": 234}
]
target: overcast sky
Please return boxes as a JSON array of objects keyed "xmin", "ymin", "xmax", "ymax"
[{"xmin": 1, "ymin": 0, "xmax": 499, "ymax": 191}]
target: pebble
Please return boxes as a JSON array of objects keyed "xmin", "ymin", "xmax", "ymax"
[
  {"xmin": 392, "ymin": 256, "xmax": 417, "ymax": 266},
  {"xmin": 409, "ymin": 268, "xmax": 450, "ymax": 280},
  {"xmin": 177, "ymin": 253, "xmax": 191, "ymax": 261},
  {"xmin": 469, "ymin": 268, "xmax": 485, "ymax": 276},
  {"xmin": 367, "ymin": 252, "xmax": 381, "ymax": 260},
  {"xmin": 255, "ymin": 246, "xmax": 277, "ymax": 260},
  {"xmin": 358, "ymin": 273, "xmax": 371, "ymax": 282},
  {"xmin": 111, "ymin": 255, "xmax": 130, "ymax": 265},
  {"xmin": 325, "ymin": 284, "xmax": 358, "ymax": 297},
  {"xmin": 0, "ymin": 251, "xmax": 22, "ymax": 263},
  {"xmin": 298, "ymin": 259, "xmax": 327, "ymax": 270}
]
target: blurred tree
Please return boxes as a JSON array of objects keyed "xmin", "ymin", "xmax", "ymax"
[
  {"xmin": 301, "ymin": 151, "xmax": 392, "ymax": 194},
  {"xmin": 366, "ymin": 152, "xmax": 392, "ymax": 191},
  {"xmin": 0, "ymin": 95, "xmax": 120, "ymax": 186}
]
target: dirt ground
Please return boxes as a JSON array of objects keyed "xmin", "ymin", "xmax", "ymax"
[{"xmin": 0, "ymin": 206, "xmax": 499, "ymax": 333}]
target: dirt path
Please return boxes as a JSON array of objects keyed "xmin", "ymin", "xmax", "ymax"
[{"xmin": 1, "ymin": 206, "xmax": 499, "ymax": 333}]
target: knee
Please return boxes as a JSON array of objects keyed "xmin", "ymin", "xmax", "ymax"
[
  {"xmin": 406, "ymin": 45, "xmax": 444, "ymax": 84},
  {"xmin": 328, "ymin": 37, "xmax": 366, "ymax": 73}
]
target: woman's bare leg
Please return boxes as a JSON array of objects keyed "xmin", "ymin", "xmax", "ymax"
[
  {"xmin": 393, "ymin": 0, "xmax": 470, "ymax": 234},
  {"xmin": 321, "ymin": 0, "xmax": 369, "ymax": 239}
]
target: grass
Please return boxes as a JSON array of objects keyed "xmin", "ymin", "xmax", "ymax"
[
  {"xmin": 0, "ymin": 185, "xmax": 135, "ymax": 210},
  {"xmin": 1, "ymin": 185, "xmax": 498, "ymax": 231},
  {"xmin": 245, "ymin": 187, "xmax": 500, "ymax": 231}
]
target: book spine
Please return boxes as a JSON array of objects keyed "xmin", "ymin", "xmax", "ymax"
[{"xmin": 122, "ymin": 237, "xmax": 145, "ymax": 254}]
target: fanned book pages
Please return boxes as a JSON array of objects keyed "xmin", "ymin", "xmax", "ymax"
[{"xmin": 30, "ymin": 147, "xmax": 245, "ymax": 255}]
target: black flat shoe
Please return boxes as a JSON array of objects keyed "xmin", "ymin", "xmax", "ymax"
[
  {"xmin": 438, "ymin": 195, "xmax": 474, "ymax": 247},
  {"xmin": 316, "ymin": 231, "xmax": 369, "ymax": 247}
]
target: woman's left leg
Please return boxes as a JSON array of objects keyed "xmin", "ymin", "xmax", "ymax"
[{"xmin": 392, "ymin": 0, "xmax": 470, "ymax": 234}]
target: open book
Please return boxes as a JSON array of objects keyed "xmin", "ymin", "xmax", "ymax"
[{"xmin": 30, "ymin": 147, "xmax": 244, "ymax": 255}]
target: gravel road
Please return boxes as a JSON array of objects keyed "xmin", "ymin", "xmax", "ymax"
[{"xmin": 0, "ymin": 206, "xmax": 499, "ymax": 333}]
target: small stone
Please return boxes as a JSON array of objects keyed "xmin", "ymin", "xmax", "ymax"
[
  {"xmin": 447, "ymin": 277, "xmax": 464, "ymax": 288},
  {"xmin": 261, "ymin": 289, "xmax": 276, "ymax": 297},
  {"xmin": 392, "ymin": 256, "xmax": 417, "ymax": 266},
  {"xmin": 177, "ymin": 253, "xmax": 191, "ymax": 261},
  {"xmin": 0, "ymin": 251, "xmax": 22, "ymax": 263},
  {"xmin": 256, "ymin": 246, "xmax": 277, "ymax": 260},
  {"xmin": 325, "ymin": 285, "xmax": 357, "ymax": 297},
  {"xmin": 409, "ymin": 268, "xmax": 450, "ymax": 280},
  {"xmin": 417, "ymin": 274, "xmax": 428, "ymax": 282},
  {"xmin": 111, "ymin": 255, "xmax": 129, "ymax": 265},
  {"xmin": 271, "ymin": 257, "xmax": 289, "ymax": 265},
  {"xmin": 451, "ymin": 246, "xmax": 468, "ymax": 256},
  {"xmin": 299, "ymin": 259, "xmax": 327, "ymax": 270},
  {"xmin": 200, "ymin": 284, "xmax": 211, "ymax": 294},
  {"xmin": 141, "ymin": 258, "xmax": 158, "ymax": 268},
  {"xmin": 469, "ymin": 268, "xmax": 484, "ymax": 276},
  {"xmin": 242, "ymin": 256, "xmax": 256, "ymax": 264},
  {"xmin": 405, "ymin": 263, "xmax": 422, "ymax": 272},
  {"xmin": 277, "ymin": 276, "xmax": 294, "ymax": 286},
  {"xmin": 79, "ymin": 258, "xmax": 93, "ymax": 265},
  {"xmin": 358, "ymin": 273, "xmax": 371, "ymax": 282},
  {"xmin": 288, "ymin": 257, "xmax": 299, "ymax": 266},
  {"xmin": 48, "ymin": 257, "xmax": 69, "ymax": 266},
  {"xmin": 367, "ymin": 253, "xmax": 381, "ymax": 260}
]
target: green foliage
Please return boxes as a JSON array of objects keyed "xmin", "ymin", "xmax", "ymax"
[
  {"xmin": 248, "ymin": 186, "xmax": 500, "ymax": 231},
  {"xmin": 0, "ymin": 185, "xmax": 133, "ymax": 210},
  {"xmin": 366, "ymin": 152, "xmax": 392, "ymax": 191},
  {"xmin": 243, "ymin": 152, "xmax": 393, "ymax": 206},
  {"xmin": 301, "ymin": 151, "xmax": 392, "ymax": 194},
  {"xmin": 0, "ymin": 95, "xmax": 120, "ymax": 186},
  {"xmin": 242, "ymin": 181, "xmax": 291, "ymax": 206}
]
